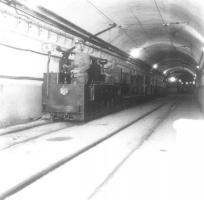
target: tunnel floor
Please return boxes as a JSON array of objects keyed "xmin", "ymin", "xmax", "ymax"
[
  {"xmin": 88, "ymin": 94, "xmax": 204, "ymax": 200},
  {"xmin": 0, "ymin": 94, "xmax": 203, "ymax": 200}
]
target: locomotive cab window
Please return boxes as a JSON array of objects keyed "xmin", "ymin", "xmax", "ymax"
[
  {"xmin": 57, "ymin": 46, "xmax": 75, "ymax": 84},
  {"xmin": 58, "ymin": 63, "xmax": 72, "ymax": 84}
]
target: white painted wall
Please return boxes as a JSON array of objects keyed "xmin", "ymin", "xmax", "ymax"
[{"xmin": 0, "ymin": 79, "xmax": 42, "ymax": 127}]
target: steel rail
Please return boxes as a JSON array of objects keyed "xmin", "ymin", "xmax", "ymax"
[
  {"xmin": 0, "ymin": 123, "xmax": 75, "ymax": 150},
  {"xmin": 0, "ymin": 121, "xmax": 51, "ymax": 136}
]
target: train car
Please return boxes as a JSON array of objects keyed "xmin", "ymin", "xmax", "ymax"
[
  {"xmin": 42, "ymin": 50, "xmax": 122, "ymax": 121},
  {"xmin": 42, "ymin": 48, "xmax": 166, "ymax": 121}
]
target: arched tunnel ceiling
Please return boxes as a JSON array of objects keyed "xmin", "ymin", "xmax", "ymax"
[{"xmin": 22, "ymin": 0, "xmax": 204, "ymax": 74}]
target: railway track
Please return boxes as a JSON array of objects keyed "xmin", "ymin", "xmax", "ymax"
[
  {"xmin": 0, "ymin": 99, "xmax": 179, "ymax": 200},
  {"xmin": 0, "ymin": 120, "xmax": 51, "ymax": 136},
  {"xmin": 88, "ymin": 100, "xmax": 179, "ymax": 200},
  {"xmin": 0, "ymin": 99, "xmax": 169, "ymax": 151},
  {"xmin": 0, "ymin": 122, "xmax": 78, "ymax": 151}
]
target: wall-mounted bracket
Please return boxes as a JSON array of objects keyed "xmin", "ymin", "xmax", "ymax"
[{"xmin": 90, "ymin": 23, "xmax": 117, "ymax": 39}]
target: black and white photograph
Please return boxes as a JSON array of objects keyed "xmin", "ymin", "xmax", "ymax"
[{"xmin": 0, "ymin": 0, "xmax": 204, "ymax": 199}]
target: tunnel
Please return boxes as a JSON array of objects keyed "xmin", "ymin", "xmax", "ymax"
[
  {"xmin": 0, "ymin": 1, "xmax": 204, "ymax": 200},
  {"xmin": 0, "ymin": 0, "xmax": 204, "ymax": 125}
]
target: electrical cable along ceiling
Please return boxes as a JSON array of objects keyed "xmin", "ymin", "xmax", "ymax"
[{"xmin": 5, "ymin": 0, "xmax": 204, "ymax": 79}]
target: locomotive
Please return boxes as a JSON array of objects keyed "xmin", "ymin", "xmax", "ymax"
[{"xmin": 42, "ymin": 47, "xmax": 166, "ymax": 121}]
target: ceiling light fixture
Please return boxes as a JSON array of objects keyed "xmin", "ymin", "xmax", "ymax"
[
  {"xmin": 168, "ymin": 77, "xmax": 177, "ymax": 82},
  {"xmin": 130, "ymin": 48, "xmax": 142, "ymax": 58},
  {"xmin": 153, "ymin": 64, "xmax": 158, "ymax": 69}
]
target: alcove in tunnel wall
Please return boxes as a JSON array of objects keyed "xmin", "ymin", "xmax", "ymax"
[
  {"xmin": 0, "ymin": 46, "xmax": 59, "ymax": 127},
  {"xmin": 0, "ymin": 79, "xmax": 42, "ymax": 127}
]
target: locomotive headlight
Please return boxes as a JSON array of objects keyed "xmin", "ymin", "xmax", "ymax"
[{"xmin": 60, "ymin": 86, "xmax": 69, "ymax": 95}]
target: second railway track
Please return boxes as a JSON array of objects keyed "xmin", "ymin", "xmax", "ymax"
[{"xmin": 0, "ymin": 122, "xmax": 78, "ymax": 150}]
